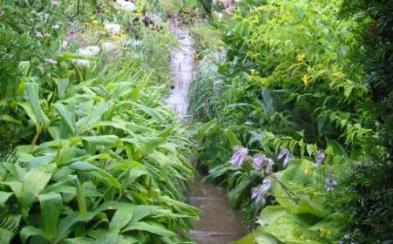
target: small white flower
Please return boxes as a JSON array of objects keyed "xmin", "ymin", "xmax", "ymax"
[
  {"xmin": 52, "ymin": 23, "xmax": 60, "ymax": 29},
  {"xmin": 104, "ymin": 23, "xmax": 121, "ymax": 35},
  {"xmin": 73, "ymin": 59, "xmax": 90, "ymax": 67},
  {"xmin": 35, "ymin": 31, "xmax": 44, "ymax": 38},
  {"xmin": 61, "ymin": 40, "xmax": 68, "ymax": 49},
  {"xmin": 77, "ymin": 46, "xmax": 101, "ymax": 56},
  {"xmin": 52, "ymin": 0, "xmax": 60, "ymax": 6}
]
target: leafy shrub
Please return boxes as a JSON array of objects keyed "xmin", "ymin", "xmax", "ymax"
[
  {"xmin": 189, "ymin": 0, "xmax": 393, "ymax": 242},
  {"xmin": 0, "ymin": 1, "xmax": 198, "ymax": 243}
]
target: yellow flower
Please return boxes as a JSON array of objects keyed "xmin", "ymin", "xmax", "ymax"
[
  {"xmin": 302, "ymin": 74, "xmax": 310, "ymax": 86},
  {"xmin": 304, "ymin": 163, "xmax": 313, "ymax": 176},
  {"xmin": 92, "ymin": 20, "xmax": 100, "ymax": 25},
  {"xmin": 296, "ymin": 53, "xmax": 305, "ymax": 62},
  {"xmin": 113, "ymin": 33, "xmax": 127, "ymax": 41}
]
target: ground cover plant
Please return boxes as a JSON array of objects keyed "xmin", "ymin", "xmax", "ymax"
[
  {"xmin": 189, "ymin": 0, "xmax": 393, "ymax": 242},
  {"xmin": 0, "ymin": 0, "xmax": 199, "ymax": 243}
]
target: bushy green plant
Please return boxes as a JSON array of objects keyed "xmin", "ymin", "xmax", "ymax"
[
  {"xmin": 0, "ymin": 1, "xmax": 199, "ymax": 243},
  {"xmin": 189, "ymin": 0, "xmax": 393, "ymax": 242}
]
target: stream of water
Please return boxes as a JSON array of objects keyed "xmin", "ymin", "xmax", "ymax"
[{"xmin": 166, "ymin": 19, "xmax": 247, "ymax": 244}]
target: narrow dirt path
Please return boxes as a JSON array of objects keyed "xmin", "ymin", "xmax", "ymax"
[{"xmin": 166, "ymin": 19, "xmax": 247, "ymax": 244}]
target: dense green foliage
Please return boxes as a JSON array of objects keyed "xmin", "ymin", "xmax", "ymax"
[
  {"xmin": 189, "ymin": 0, "xmax": 393, "ymax": 242},
  {"xmin": 0, "ymin": 0, "xmax": 199, "ymax": 243}
]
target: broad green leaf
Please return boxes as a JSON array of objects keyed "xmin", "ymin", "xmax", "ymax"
[
  {"xmin": 109, "ymin": 205, "xmax": 134, "ymax": 231},
  {"xmin": 58, "ymin": 78, "xmax": 70, "ymax": 99},
  {"xmin": 76, "ymin": 181, "xmax": 87, "ymax": 214},
  {"xmin": 61, "ymin": 237, "xmax": 95, "ymax": 244},
  {"xmin": 0, "ymin": 228, "xmax": 15, "ymax": 244},
  {"xmin": 81, "ymin": 135, "xmax": 119, "ymax": 145},
  {"xmin": 261, "ymin": 89, "xmax": 274, "ymax": 115},
  {"xmin": 0, "ymin": 191, "xmax": 12, "ymax": 204},
  {"xmin": 20, "ymin": 226, "xmax": 47, "ymax": 244},
  {"xmin": 54, "ymin": 102, "xmax": 76, "ymax": 135},
  {"xmin": 21, "ymin": 165, "xmax": 56, "ymax": 217},
  {"xmin": 123, "ymin": 222, "xmax": 176, "ymax": 237},
  {"xmin": 134, "ymin": 103, "xmax": 165, "ymax": 123},
  {"xmin": 76, "ymin": 102, "xmax": 108, "ymax": 132},
  {"xmin": 39, "ymin": 192, "xmax": 63, "ymax": 239},
  {"xmin": 23, "ymin": 82, "xmax": 50, "ymax": 128},
  {"xmin": 18, "ymin": 61, "xmax": 30, "ymax": 76}
]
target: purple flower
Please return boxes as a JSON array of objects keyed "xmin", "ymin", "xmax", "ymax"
[
  {"xmin": 251, "ymin": 178, "xmax": 272, "ymax": 206},
  {"xmin": 278, "ymin": 148, "xmax": 293, "ymax": 168},
  {"xmin": 230, "ymin": 146, "xmax": 248, "ymax": 168},
  {"xmin": 252, "ymin": 154, "xmax": 275, "ymax": 173},
  {"xmin": 252, "ymin": 154, "xmax": 265, "ymax": 170},
  {"xmin": 325, "ymin": 177, "xmax": 337, "ymax": 191},
  {"xmin": 315, "ymin": 151, "xmax": 326, "ymax": 166}
]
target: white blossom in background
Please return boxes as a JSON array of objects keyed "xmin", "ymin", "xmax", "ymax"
[
  {"xmin": 104, "ymin": 23, "xmax": 121, "ymax": 35},
  {"xmin": 61, "ymin": 40, "xmax": 68, "ymax": 49},
  {"xmin": 35, "ymin": 31, "xmax": 44, "ymax": 38},
  {"xmin": 45, "ymin": 58, "xmax": 57, "ymax": 65},
  {"xmin": 115, "ymin": 0, "xmax": 136, "ymax": 12},
  {"xmin": 73, "ymin": 59, "xmax": 90, "ymax": 67},
  {"xmin": 101, "ymin": 42, "xmax": 117, "ymax": 52},
  {"xmin": 35, "ymin": 12, "xmax": 49, "ymax": 21},
  {"xmin": 52, "ymin": 0, "xmax": 60, "ymax": 6},
  {"xmin": 52, "ymin": 23, "xmax": 60, "ymax": 29},
  {"xmin": 124, "ymin": 39, "xmax": 143, "ymax": 48},
  {"xmin": 77, "ymin": 46, "xmax": 101, "ymax": 56}
]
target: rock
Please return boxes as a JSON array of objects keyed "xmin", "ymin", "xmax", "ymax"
[
  {"xmin": 104, "ymin": 22, "xmax": 121, "ymax": 35},
  {"xmin": 77, "ymin": 46, "xmax": 101, "ymax": 56},
  {"xmin": 145, "ymin": 11, "xmax": 163, "ymax": 25},
  {"xmin": 101, "ymin": 42, "xmax": 117, "ymax": 52},
  {"xmin": 115, "ymin": 0, "xmax": 136, "ymax": 12}
]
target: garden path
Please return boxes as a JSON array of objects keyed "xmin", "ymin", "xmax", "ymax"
[{"xmin": 166, "ymin": 18, "xmax": 247, "ymax": 244}]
